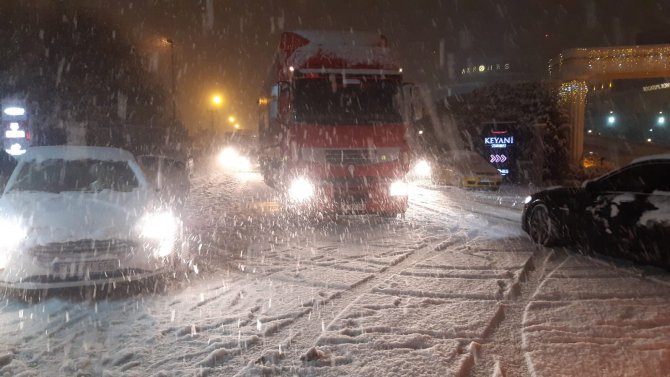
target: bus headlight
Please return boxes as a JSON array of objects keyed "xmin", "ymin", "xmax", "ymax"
[{"xmin": 288, "ymin": 177, "xmax": 314, "ymax": 202}]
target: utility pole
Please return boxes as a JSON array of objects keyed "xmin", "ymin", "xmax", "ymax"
[{"xmin": 165, "ymin": 38, "xmax": 176, "ymax": 120}]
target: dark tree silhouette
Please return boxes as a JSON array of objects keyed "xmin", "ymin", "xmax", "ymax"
[{"xmin": 0, "ymin": 1, "xmax": 188, "ymax": 155}]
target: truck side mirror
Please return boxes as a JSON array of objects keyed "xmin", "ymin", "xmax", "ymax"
[
  {"xmin": 269, "ymin": 81, "xmax": 291, "ymax": 123},
  {"xmin": 277, "ymin": 81, "xmax": 291, "ymax": 121},
  {"xmin": 402, "ymin": 83, "xmax": 424, "ymax": 123}
]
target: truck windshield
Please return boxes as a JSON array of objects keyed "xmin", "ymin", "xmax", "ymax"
[{"xmin": 293, "ymin": 77, "xmax": 402, "ymax": 125}]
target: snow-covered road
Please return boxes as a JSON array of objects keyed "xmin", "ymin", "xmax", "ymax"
[{"xmin": 1, "ymin": 167, "xmax": 669, "ymax": 377}]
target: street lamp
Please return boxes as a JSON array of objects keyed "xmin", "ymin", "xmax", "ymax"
[
  {"xmin": 607, "ymin": 111, "xmax": 616, "ymax": 126},
  {"xmin": 228, "ymin": 116, "xmax": 236, "ymax": 123}
]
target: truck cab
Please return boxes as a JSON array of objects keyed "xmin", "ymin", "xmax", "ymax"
[{"xmin": 258, "ymin": 31, "xmax": 410, "ymax": 216}]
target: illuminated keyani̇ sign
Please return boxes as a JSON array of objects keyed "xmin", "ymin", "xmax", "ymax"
[
  {"xmin": 490, "ymin": 154, "xmax": 507, "ymax": 163},
  {"xmin": 484, "ymin": 129, "xmax": 515, "ymax": 177},
  {"xmin": 484, "ymin": 136, "xmax": 514, "ymax": 149}
]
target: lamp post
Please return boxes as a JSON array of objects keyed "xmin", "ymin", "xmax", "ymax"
[
  {"xmin": 210, "ymin": 95, "xmax": 223, "ymax": 131},
  {"xmin": 163, "ymin": 38, "xmax": 176, "ymax": 120}
]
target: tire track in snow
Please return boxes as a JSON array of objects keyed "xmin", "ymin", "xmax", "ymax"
[
  {"xmin": 218, "ymin": 184, "xmax": 530, "ymax": 376},
  {"xmin": 230, "ymin": 234, "xmax": 471, "ymax": 376},
  {"xmin": 410, "ymin": 189, "xmax": 520, "ymax": 226},
  {"xmin": 467, "ymin": 246, "xmax": 568, "ymax": 377}
]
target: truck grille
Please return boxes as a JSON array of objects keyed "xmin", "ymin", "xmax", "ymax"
[
  {"xmin": 322, "ymin": 177, "xmax": 382, "ymax": 199},
  {"xmin": 325, "ymin": 149, "xmax": 373, "ymax": 165},
  {"xmin": 323, "ymin": 176, "xmax": 381, "ymax": 189},
  {"xmin": 30, "ymin": 239, "xmax": 136, "ymax": 257},
  {"xmin": 333, "ymin": 193, "xmax": 369, "ymax": 204}
]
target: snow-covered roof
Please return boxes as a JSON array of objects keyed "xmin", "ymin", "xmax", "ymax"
[
  {"xmin": 282, "ymin": 30, "xmax": 399, "ymax": 71},
  {"xmin": 20, "ymin": 146, "xmax": 136, "ymax": 162},
  {"xmin": 631, "ymin": 153, "xmax": 670, "ymax": 164},
  {"xmin": 287, "ymin": 45, "xmax": 398, "ymax": 71},
  {"xmin": 291, "ymin": 30, "xmax": 384, "ymax": 47}
]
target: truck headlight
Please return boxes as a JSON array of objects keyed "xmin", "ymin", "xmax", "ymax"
[
  {"xmin": 138, "ymin": 212, "xmax": 179, "ymax": 257},
  {"xmin": 389, "ymin": 181, "xmax": 409, "ymax": 197},
  {"xmin": 288, "ymin": 177, "xmax": 314, "ymax": 202}
]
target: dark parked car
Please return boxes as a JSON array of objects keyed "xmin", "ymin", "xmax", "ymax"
[{"xmin": 523, "ymin": 154, "xmax": 670, "ymax": 268}]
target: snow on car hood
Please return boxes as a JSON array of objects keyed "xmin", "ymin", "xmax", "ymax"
[
  {"xmin": 0, "ymin": 190, "xmax": 153, "ymax": 246},
  {"xmin": 638, "ymin": 191, "xmax": 670, "ymax": 226}
]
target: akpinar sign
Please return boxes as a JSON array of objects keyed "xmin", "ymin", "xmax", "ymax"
[{"xmin": 461, "ymin": 63, "xmax": 511, "ymax": 75}]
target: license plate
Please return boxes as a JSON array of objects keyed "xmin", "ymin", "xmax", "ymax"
[
  {"xmin": 52, "ymin": 260, "xmax": 118, "ymax": 275},
  {"xmin": 479, "ymin": 179, "xmax": 492, "ymax": 183},
  {"xmin": 341, "ymin": 202, "xmax": 366, "ymax": 211}
]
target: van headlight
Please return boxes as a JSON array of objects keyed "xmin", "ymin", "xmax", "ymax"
[
  {"xmin": 138, "ymin": 212, "xmax": 180, "ymax": 257},
  {"xmin": 288, "ymin": 177, "xmax": 314, "ymax": 202},
  {"xmin": 389, "ymin": 181, "xmax": 409, "ymax": 197}
]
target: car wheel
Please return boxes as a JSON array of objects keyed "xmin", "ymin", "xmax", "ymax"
[{"xmin": 528, "ymin": 203, "xmax": 558, "ymax": 246}]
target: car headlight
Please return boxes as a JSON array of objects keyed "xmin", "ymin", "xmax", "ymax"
[
  {"xmin": 524, "ymin": 196, "xmax": 532, "ymax": 204},
  {"xmin": 0, "ymin": 218, "xmax": 26, "ymax": 249},
  {"xmin": 288, "ymin": 177, "xmax": 314, "ymax": 202},
  {"xmin": 138, "ymin": 212, "xmax": 179, "ymax": 257},
  {"xmin": 218, "ymin": 147, "xmax": 238, "ymax": 163},
  {"xmin": 389, "ymin": 181, "xmax": 409, "ymax": 197},
  {"xmin": 236, "ymin": 156, "xmax": 251, "ymax": 171},
  {"xmin": 413, "ymin": 160, "xmax": 432, "ymax": 177}
]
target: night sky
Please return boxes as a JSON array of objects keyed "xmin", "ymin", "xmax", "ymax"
[{"xmin": 29, "ymin": 1, "xmax": 670, "ymax": 132}]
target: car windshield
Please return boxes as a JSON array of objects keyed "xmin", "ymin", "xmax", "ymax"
[{"xmin": 8, "ymin": 159, "xmax": 139, "ymax": 193}]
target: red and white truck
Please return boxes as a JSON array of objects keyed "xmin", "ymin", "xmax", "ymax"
[{"xmin": 258, "ymin": 30, "xmax": 410, "ymax": 216}]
